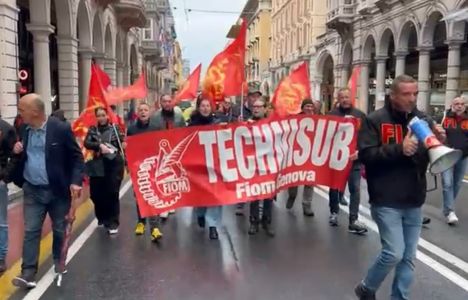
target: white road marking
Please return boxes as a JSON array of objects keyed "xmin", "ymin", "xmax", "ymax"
[
  {"xmin": 314, "ymin": 187, "xmax": 468, "ymax": 292},
  {"xmin": 23, "ymin": 180, "xmax": 133, "ymax": 300}
]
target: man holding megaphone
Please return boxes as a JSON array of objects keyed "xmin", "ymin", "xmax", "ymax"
[
  {"xmin": 438, "ymin": 97, "xmax": 468, "ymax": 225},
  {"xmin": 354, "ymin": 75, "xmax": 447, "ymax": 300}
]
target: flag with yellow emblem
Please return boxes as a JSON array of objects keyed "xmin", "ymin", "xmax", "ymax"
[
  {"xmin": 271, "ymin": 62, "xmax": 311, "ymax": 117},
  {"xmin": 202, "ymin": 19, "xmax": 246, "ymax": 102}
]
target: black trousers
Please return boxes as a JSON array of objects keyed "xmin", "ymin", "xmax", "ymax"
[
  {"xmin": 90, "ymin": 158, "xmax": 124, "ymax": 229},
  {"xmin": 250, "ymin": 199, "xmax": 273, "ymax": 224}
]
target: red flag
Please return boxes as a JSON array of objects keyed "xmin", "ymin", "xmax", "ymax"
[
  {"xmin": 72, "ymin": 63, "xmax": 120, "ymax": 161},
  {"xmin": 271, "ymin": 62, "xmax": 310, "ymax": 117},
  {"xmin": 202, "ymin": 19, "xmax": 246, "ymax": 102},
  {"xmin": 174, "ymin": 64, "xmax": 202, "ymax": 103},
  {"xmin": 126, "ymin": 114, "xmax": 357, "ymax": 217},
  {"xmin": 95, "ymin": 63, "xmax": 111, "ymax": 90},
  {"xmin": 105, "ymin": 72, "xmax": 147, "ymax": 105},
  {"xmin": 348, "ymin": 66, "xmax": 361, "ymax": 106}
]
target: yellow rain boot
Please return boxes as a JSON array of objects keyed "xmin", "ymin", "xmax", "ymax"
[
  {"xmin": 135, "ymin": 222, "xmax": 145, "ymax": 235},
  {"xmin": 151, "ymin": 227, "xmax": 163, "ymax": 242}
]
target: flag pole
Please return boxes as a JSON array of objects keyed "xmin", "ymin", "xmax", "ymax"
[{"xmin": 240, "ymin": 84, "xmax": 244, "ymax": 120}]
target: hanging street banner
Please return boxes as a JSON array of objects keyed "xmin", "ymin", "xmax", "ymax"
[{"xmin": 126, "ymin": 114, "xmax": 358, "ymax": 217}]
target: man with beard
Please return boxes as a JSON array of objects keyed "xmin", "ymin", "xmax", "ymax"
[
  {"xmin": 355, "ymin": 75, "xmax": 446, "ymax": 299},
  {"xmin": 438, "ymin": 96, "xmax": 467, "ymax": 225},
  {"xmin": 150, "ymin": 94, "xmax": 186, "ymax": 220},
  {"xmin": 328, "ymin": 88, "xmax": 368, "ymax": 235}
]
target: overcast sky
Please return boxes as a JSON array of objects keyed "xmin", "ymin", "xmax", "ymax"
[{"xmin": 170, "ymin": 0, "xmax": 247, "ymax": 76}]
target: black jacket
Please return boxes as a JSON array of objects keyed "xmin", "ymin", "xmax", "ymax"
[
  {"xmin": 10, "ymin": 117, "xmax": 85, "ymax": 199},
  {"xmin": 0, "ymin": 118, "xmax": 18, "ymax": 182},
  {"xmin": 438, "ymin": 110, "xmax": 468, "ymax": 157},
  {"xmin": 84, "ymin": 123, "xmax": 125, "ymax": 177},
  {"xmin": 127, "ymin": 119, "xmax": 157, "ymax": 137},
  {"xmin": 358, "ymin": 103, "xmax": 430, "ymax": 209},
  {"xmin": 189, "ymin": 112, "xmax": 220, "ymax": 127},
  {"xmin": 329, "ymin": 106, "xmax": 366, "ymax": 168}
]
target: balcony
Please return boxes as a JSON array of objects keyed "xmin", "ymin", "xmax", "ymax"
[
  {"xmin": 145, "ymin": 0, "xmax": 157, "ymax": 12},
  {"xmin": 157, "ymin": 0, "xmax": 169, "ymax": 12},
  {"xmin": 114, "ymin": 0, "xmax": 147, "ymax": 30},
  {"xmin": 141, "ymin": 40, "xmax": 162, "ymax": 62},
  {"xmin": 95, "ymin": 0, "xmax": 118, "ymax": 8},
  {"xmin": 374, "ymin": 0, "xmax": 390, "ymax": 11},
  {"xmin": 154, "ymin": 56, "xmax": 169, "ymax": 70},
  {"xmin": 357, "ymin": 0, "xmax": 371, "ymax": 14},
  {"xmin": 326, "ymin": 0, "xmax": 356, "ymax": 35}
]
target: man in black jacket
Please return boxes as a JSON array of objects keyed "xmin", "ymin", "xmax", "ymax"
[
  {"xmin": 0, "ymin": 117, "xmax": 17, "ymax": 274},
  {"xmin": 439, "ymin": 96, "xmax": 467, "ymax": 225},
  {"xmin": 128, "ymin": 103, "xmax": 163, "ymax": 242},
  {"xmin": 355, "ymin": 75, "xmax": 446, "ymax": 300},
  {"xmin": 10, "ymin": 94, "xmax": 84, "ymax": 289},
  {"xmin": 328, "ymin": 87, "xmax": 368, "ymax": 234}
]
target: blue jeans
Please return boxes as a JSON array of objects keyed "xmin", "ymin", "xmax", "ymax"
[
  {"xmin": 196, "ymin": 206, "xmax": 222, "ymax": 228},
  {"xmin": 442, "ymin": 156, "xmax": 468, "ymax": 216},
  {"xmin": 21, "ymin": 182, "xmax": 70, "ymax": 274},
  {"xmin": 363, "ymin": 206, "xmax": 422, "ymax": 300},
  {"xmin": 0, "ymin": 181, "xmax": 8, "ymax": 260},
  {"xmin": 329, "ymin": 166, "xmax": 361, "ymax": 223}
]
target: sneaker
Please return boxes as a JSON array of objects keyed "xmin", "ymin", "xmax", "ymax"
[
  {"xmin": 348, "ymin": 221, "xmax": 368, "ymax": 235},
  {"xmin": 262, "ymin": 223, "xmax": 275, "ymax": 237},
  {"xmin": 12, "ymin": 272, "xmax": 37, "ymax": 289},
  {"xmin": 135, "ymin": 222, "xmax": 145, "ymax": 235},
  {"xmin": 422, "ymin": 217, "xmax": 431, "ymax": 225},
  {"xmin": 209, "ymin": 227, "xmax": 219, "ymax": 240},
  {"xmin": 446, "ymin": 212, "xmax": 459, "ymax": 226},
  {"xmin": 354, "ymin": 283, "xmax": 376, "ymax": 300},
  {"xmin": 339, "ymin": 197, "xmax": 348, "ymax": 206},
  {"xmin": 54, "ymin": 263, "xmax": 68, "ymax": 275},
  {"xmin": 235, "ymin": 206, "xmax": 244, "ymax": 216},
  {"xmin": 248, "ymin": 223, "xmax": 259, "ymax": 235},
  {"xmin": 151, "ymin": 228, "xmax": 163, "ymax": 242},
  {"xmin": 160, "ymin": 212, "xmax": 169, "ymax": 219},
  {"xmin": 0, "ymin": 259, "xmax": 6, "ymax": 273},
  {"xmin": 169, "ymin": 209, "xmax": 176, "ymax": 215},
  {"xmin": 329, "ymin": 213, "xmax": 339, "ymax": 226},
  {"xmin": 108, "ymin": 228, "xmax": 119, "ymax": 235},
  {"xmin": 302, "ymin": 204, "xmax": 315, "ymax": 217},
  {"xmin": 286, "ymin": 197, "xmax": 295, "ymax": 209},
  {"xmin": 197, "ymin": 216, "xmax": 206, "ymax": 228}
]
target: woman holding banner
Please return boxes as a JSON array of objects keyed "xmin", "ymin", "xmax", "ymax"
[
  {"xmin": 189, "ymin": 98, "xmax": 223, "ymax": 240},
  {"xmin": 84, "ymin": 107, "xmax": 125, "ymax": 235}
]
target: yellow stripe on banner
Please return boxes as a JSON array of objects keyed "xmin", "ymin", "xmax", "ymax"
[{"xmin": 0, "ymin": 199, "xmax": 94, "ymax": 300}]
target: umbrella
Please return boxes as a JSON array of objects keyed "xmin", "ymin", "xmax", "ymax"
[{"xmin": 56, "ymin": 189, "xmax": 79, "ymax": 287}]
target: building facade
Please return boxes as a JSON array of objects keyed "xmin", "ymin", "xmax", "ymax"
[
  {"xmin": 0, "ymin": 0, "xmax": 150, "ymax": 122},
  {"xmin": 315, "ymin": 0, "xmax": 468, "ymax": 113},
  {"xmin": 244, "ymin": 0, "xmax": 272, "ymax": 96},
  {"xmin": 270, "ymin": 0, "xmax": 328, "ymax": 95}
]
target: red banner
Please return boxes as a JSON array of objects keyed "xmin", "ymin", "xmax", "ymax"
[{"xmin": 126, "ymin": 115, "xmax": 358, "ymax": 217}]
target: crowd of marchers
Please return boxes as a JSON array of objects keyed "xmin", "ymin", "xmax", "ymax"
[{"xmin": 0, "ymin": 74, "xmax": 466, "ymax": 300}]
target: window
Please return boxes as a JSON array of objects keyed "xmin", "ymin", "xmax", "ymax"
[{"xmin": 143, "ymin": 19, "xmax": 153, "ymax": 40}]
